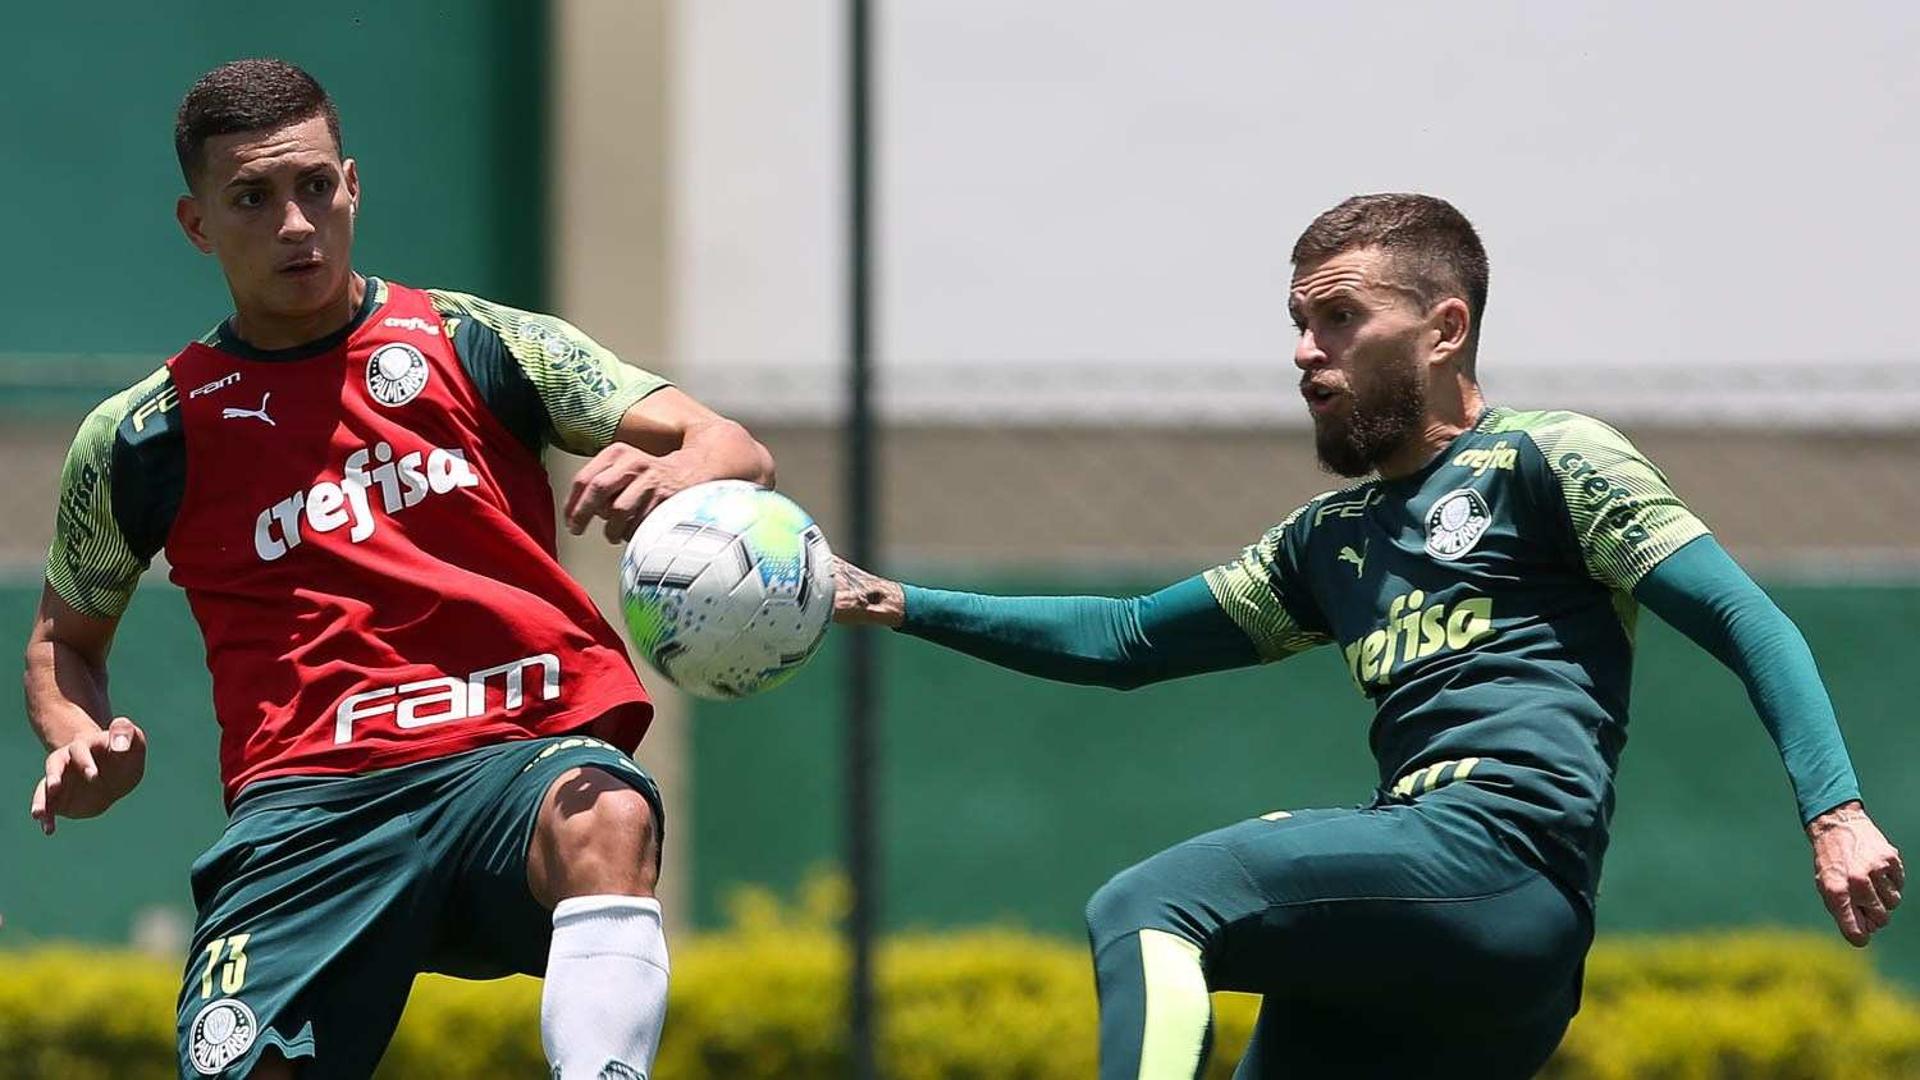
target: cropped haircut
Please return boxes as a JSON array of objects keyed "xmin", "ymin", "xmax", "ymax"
[
  {"xmin": 1292, "ymin": 193, "xmax": 1489, "ymax": 371},
  {"xmin": 175, "ymin": 59, "xmax": 340, "ymax": 187}
]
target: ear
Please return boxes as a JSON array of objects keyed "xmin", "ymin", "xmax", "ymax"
[
  {"xmin": 176, "ymin": 194, "xmax": 215, "ymax": 255},
  {"xmin": 343, "ymin": 158, "xmax": 360, "ymax": 215},
  {"xmin": 1427, "ymin": 297, "xmax": 1472, "ymax": 366}
]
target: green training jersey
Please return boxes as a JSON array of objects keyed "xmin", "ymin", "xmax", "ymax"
[
  {"xmin": 1204, "ymin": 406, "xmax": 1709, "ymax": 903},
  {"xmin": 46, "ymin": 277, "xmax": 669, "ymax": 620}
]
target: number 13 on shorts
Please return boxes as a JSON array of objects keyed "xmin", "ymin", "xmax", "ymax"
[{"xmin": 200, "ymin": 933, "xmax": 252, "ymax": 999}]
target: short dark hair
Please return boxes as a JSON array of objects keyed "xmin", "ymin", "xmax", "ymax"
[
  {"xmin": 1292, "ymin": 193, "xmax": 1489, "ymax": 369},
  {"xmin": 175, "ymin": 59, "xmax": 341, "ymax": 187}
]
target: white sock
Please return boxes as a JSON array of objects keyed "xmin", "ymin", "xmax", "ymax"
[{"xmin": 542, "ymin": 895, "xmax": 670, "ymax": 1080}]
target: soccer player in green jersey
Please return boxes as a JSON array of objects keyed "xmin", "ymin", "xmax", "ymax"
[{"xmin": 834, "ymin": 193, "xmax": 1904, "ymax": 1078}]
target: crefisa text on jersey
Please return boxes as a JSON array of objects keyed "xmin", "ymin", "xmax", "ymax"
[
  {"xmin": 253, "ymin": 441, "xmax": 480, "ymax": 561},
  {"xmin": 1557, "ymin": 452, "xmax": 1654, "ymax": 548}
]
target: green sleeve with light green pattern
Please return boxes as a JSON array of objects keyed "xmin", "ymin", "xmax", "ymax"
[
  {"xmin": 1201, "ymin": 499, "xmax": 1336, "ymax": 661},
  {"xmin": 45, "ymin": 370, "xmax": 173, "ymax": 620},
  {"xmin": 1502, "ymin": 410, "xmax": 1710, "ymax": 590},
  {"xmin": 428, "ymin": 290, "xmax": 672, "ymax": 456}
]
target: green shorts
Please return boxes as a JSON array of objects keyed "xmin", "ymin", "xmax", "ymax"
[
  {"xmin": 173, "ymin": 735, "xmax": 663, "ymax": 1079},
  {"xmin": 1087, "ymin": 783, "xmax": 1592, "ymax": 1078}
]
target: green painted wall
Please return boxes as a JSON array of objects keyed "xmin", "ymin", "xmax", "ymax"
[
  {"xmin": 0, "ymin": 0, "xmax": 551, "ymax": 940},
  {"xmin": 691, "ymin": 573, "xmax": 1920, "ymax": 989},
  {"xmin": 1, "ymin": 584, "xmax": 226, "ymax": 945},
  {"xmin": 2, "ymin": 1, "xmax": 547, "ymax": 414}
]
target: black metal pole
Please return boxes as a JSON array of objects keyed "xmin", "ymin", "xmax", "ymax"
[{"xmin": 845, "ymin": 0, "xmax": 880, "ymax": 1077}]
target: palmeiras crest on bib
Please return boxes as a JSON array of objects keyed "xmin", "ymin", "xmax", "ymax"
[
  {"xmin": 189, "ymin": 998, "xmax": 258, "ymax": 1075},
  {"xmin": 366, "ymin": 342, "xmax": 430, "ymax": 406},
  {"xmin": 1425, "ymin": 488, "xmax": 1492, "ymax": 561}
]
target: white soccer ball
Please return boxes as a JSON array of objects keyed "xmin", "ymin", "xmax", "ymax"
[{"xmin": 618, "ymin": 480, "xmax": 836, "ymax": 700}]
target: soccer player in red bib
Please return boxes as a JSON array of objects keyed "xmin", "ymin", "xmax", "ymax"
[{"xmin": 22, "ymin": 59, "xmax": 767, "ymax": 1079}]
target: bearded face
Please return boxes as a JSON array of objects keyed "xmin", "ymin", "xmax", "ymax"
[
  {"xmin": 1290, "ymin": 248, "xmax": 1442, "ymax": 478},
  {"xmin": 1310, "ymin": 349, "xmax": 1428, "ymax": 477}
]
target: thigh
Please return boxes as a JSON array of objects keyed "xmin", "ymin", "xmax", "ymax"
[
  {"xmin": 1205, "ymin": 800, "xmax": 1589, "ymax": 1013},
  {"xmin": 1099, "ymin": 797, "xmax": 1587, "ymax": 1005},
  {"xmin": 176, "ymin": 804, "xmax": 436, "ymax": 1079},
  {"xmin": 424, "ymin": 734, "xmax": 667, "ymax": 979},
  {"xmin": 1094, "ymin": 800, "xmax": 1522, "ymax": 953}
]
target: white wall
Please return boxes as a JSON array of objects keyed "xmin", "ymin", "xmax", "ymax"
[{"xmin": 673, "ymin": 0, "xmax": 1920, "ymax": 423}]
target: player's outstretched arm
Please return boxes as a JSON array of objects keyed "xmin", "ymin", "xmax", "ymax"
[
  {"xmin": 1633, "ymin": 535, "xmax": 1902, "ymax": 946},
  {"xmin": 832, "ymin": 558, "xmax": 1263, "ymax": 690},
  {"xmin": 565, "ymin": 388, "xmax": 775, "ymax": 544},
  {"xmin": 23, "ymin": 584, "xmax": 147, "ymax": 836}
]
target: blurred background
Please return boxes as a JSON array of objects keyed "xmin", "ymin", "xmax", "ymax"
[{"xmin": 3, "ymin": 0, "xmax": 1919, "ymax": 1072}]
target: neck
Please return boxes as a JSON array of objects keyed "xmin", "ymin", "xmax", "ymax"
[
  {"xmin": 1375, "ymin": 376, "xmax": 1486, "ymax": 480},
  {"xmin": 230, "ymin": 273, "xmax": 366, "ymax": 351}
]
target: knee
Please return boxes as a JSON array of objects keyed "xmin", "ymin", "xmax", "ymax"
[
  {"xmin": 1086, "ymin": 840, "xmax": 1243, "ymax": 952},
  {"xmin": 1085, "ymin": 861, "xmax": 1168, "ymax": 941},
  {"xmin": 536, "ymin": 768, "xmax": 660, "ymax": 896},
  {"xmin": 548, "ymin": 783, "xmax": 658, "ymax": 862}
]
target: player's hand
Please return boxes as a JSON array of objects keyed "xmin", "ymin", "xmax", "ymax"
[
  {"xmin": 566, "ymin": 443, "xmax": 703, "ymax": 544},
  {"xmin": 1808, "ymin": 800, "xmax": 1903, "ymax": 947},
  {"xmin": 833, "ymin": 558, "xmax": 906, "ymax": 628},
  {"xmin": 29, "ymin": 717, "xmax": 147, "ymax": 836}
]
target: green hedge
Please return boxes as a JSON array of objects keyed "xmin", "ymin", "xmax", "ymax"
[{"xmin": 3, "ymin": 881, "xmax": 1916, "ymax": 1078}]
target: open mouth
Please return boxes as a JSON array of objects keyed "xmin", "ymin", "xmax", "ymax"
[
  {"xmin": 279, "ymin": 257, "xmax": 324, "ymax": 276},
  {"xmin": 1302, "ymin": 382, "xmax": 1345, "ymax": 415}
]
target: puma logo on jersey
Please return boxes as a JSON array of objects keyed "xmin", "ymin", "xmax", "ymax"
[
  {"xmin": 335, "ymin": 652, "xmax": 560, "ymax": 744},
  {"xmin": 222, "ymin": 392, "xmax": 275, "ymax": 426},
  {"xmin": 1342, "ymin": 589, "xmax": 1496, "ymax": 690},
  {"xmin": 1337, "ymin": 542, "xmax": 1367, "ymax": 578},
  {"xmin": 253, "ymin": 441, "xmax": 481, "ymax": 562}
]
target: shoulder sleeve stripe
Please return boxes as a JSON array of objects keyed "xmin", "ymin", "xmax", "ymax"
[
  {"xmin": 428, "ymin": 289, "xmax": 671, "ymax": 455},
  {"xmin": 1202, "ymin": 500, "xmax": 1333, "ymax": 661},
  {"xmin": 1519, "ymin": 412, "xmax": 1709, "ymax": 590},
  {"xmin": 46, "ymin": 369, "xmax": 172, "ymax": 619}
]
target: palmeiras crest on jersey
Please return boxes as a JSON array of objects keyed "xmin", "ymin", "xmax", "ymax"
[
  {"xmin": 366, "ymin": 342, "xmax": 430, "ymax": 406},
  {"xmin": 1425, "ymin": 488, "xmax": 1492, "ymax": 561},
  {"xmin": 189, "ymin": 998, "xmax": 258, "ymax": 1075}
]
